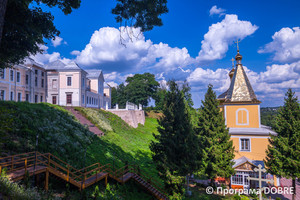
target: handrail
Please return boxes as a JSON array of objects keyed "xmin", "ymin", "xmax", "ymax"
[{"xmin": 0, "ymin": 152, "xmax": 168, "ymax": 199}]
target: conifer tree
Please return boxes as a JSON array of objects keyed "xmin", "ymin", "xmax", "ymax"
[
  {"xmin": 150, "ymin": 80, "xmax": 198, "ymax": 195},
  {"xmin": 195, "ymin": 84, "xmax": 235, "ymax": 184},
  {"xmin": 265, "ymin": 89, "xmax": 300, "ymax": 200}
]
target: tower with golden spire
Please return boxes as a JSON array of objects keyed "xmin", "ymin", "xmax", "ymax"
[{"xmin": 216, "ymin": 46, "xmax": 278, "ymax": 190}]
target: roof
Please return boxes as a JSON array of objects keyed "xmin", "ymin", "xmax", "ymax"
[
  {"xmin": 24, "ymin": 58, "xmax": 44, "ymax": 69},
  {"xmin": 218, "ymin": 52, "xmax": 259, "ymax": 103},
  {"xmin": 233, "ymin": 156, "xmax": 265, "ymax": 169},
  {"xmin": 86, "ymin": 70, "xmax": 102, "ymax": 79},
  {"xmin": 229, "ymin": 125, "xmax": 277, "ymax": 136},
  {"xmin": 45, "ymin": 60, "xmax": 85, "ymax": 71}
]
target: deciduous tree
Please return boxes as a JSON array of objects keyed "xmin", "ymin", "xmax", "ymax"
[
  {"xmin": 125, "ymin": 73, "xmax": 159, "ymax": 106},
  {"xmin": 265, "ymin": 89, "xmax": 300, "ymax": 200}
]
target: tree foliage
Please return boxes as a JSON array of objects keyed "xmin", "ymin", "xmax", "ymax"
[
  {"xmin": 150, "ymin": 80, "xmax": 198, "ymax": 194},
  {"xmin": 265, "ymin": 89, "xmax": 300, "ymax": 200},
  {"xmin": 0, "ymin": 0, "xmax": 80, "ymax": 68},
  {"xmin": 112, "ymin": 0, "xmax": 168, "ymax": 32},
  {"xmin": 111, "ymin": 73, "xmax": 159, "ymax": 107},
  {"xmin": 195, "ymin": 84, "xmax": 235, "ymax": 181}
]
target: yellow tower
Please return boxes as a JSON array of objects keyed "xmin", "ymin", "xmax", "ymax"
[{"xmin": 217, "ymin": 49, "xmax": 278, "ymax": 189}]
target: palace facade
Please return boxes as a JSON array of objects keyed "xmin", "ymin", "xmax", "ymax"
[
  {"xmin": 217, "ymin": 50, "xmax": 278, "ymax": 189},
  {"xmin": 0, "ymin": 59, "xmax": 111, "ymax": 109}
]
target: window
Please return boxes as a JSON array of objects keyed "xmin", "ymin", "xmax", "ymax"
[
  {"xmin": 35, "ymin": 95, "xmax": 38, "ymax": 103},
  {"xmin": 26, "ymin": 94, "xmax": 29, "ymax": 102},
  {"xmin": 41, "ymin": 72, "xmax": 44, "ymax": 77},
  {"xmin": 0, "ymin": 69, "xmax": 5, "ymax": 79},
  {"xmin": 10, "ymin": 70, "xmax": 14, "ymax": 81},
  {"xmin": 35, "ymin": 70, "xmax": 38, "ymax": 75},
  {"xmin": 26, "ymin": 74, "xmax": 29, "ymax": 85},
  {"xmin": 52, "ymin": 96, "xmax": 57, "ymax": 104},
  {"xmin": 35, "ymin": 77, "xmax": 38, "ymax": 87},
  {"xmin": 0, "ymin": 90, "xmax": 5, "ymax": 100},
  {"xmin": 41, "ymin": 79, "xmax": 44, "ymax": 88},
  {"xmin": 40, "ymin": 95, "xmax": 43, "ymax": 102},
  {"xmin": 82, "ymin": 78, "xmax": 85, "ymax": 87},
  {"xmin": 240, "ymin": 138, "xmax": 251, "ymax": 152},
  {"xmin": 52, "ymin": 79, "xmax": 58, "ymax": 89},
  {"xmin": 82, "ymin": 95, "xmax": 84, "ymax": 104},
  {"xmin": 17, "ymin": 93, "xmax": 22, "ymax": 102},
  {"xmin": 231, "ymin": 174, "xmax": 243, "ymax": 185},
  {"xmin": 86, "ymin": 96, "xmax": 88, "ymax": 104},
  {"xmin": 67, "ymin": 77, "xmax": 72, "ymax": 86},
  {"xmin": 66, "ymin": 94, "xmax": 72, "ymax": 104},
  {"xmin": 16, "ymin": 72, "xmax": 20, "ymax": 83},
  {"xmin": 10, "ymin": 92, "xmax": 14, "ymax": 101},
  {"xmin": 236, "ymin": 108, "xmax": 249, "ymax": 125}
]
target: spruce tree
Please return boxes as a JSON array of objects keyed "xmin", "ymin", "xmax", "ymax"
[
  {"xmin": 265, "ymin": 89, "xmax": 300, "ymax": 200},
  {"xmin": 196, "ymin": 84, "xmax": 235, "ymax": 184},
  {"xmin": 150, "ymin": 80, "xmax": 198, "ymax": 195}
]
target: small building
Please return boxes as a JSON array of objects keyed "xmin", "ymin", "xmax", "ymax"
[{"xmin": 217, "ymin": 50, "xmax": 278, "ymax": 189}]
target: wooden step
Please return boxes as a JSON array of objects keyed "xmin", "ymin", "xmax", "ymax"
[{"xmin": 7, "ymin": 165, "xmax": 47, "ymax": 181}]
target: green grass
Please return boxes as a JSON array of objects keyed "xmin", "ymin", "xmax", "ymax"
[
  {"xmin": 0, "ymin": 101, "xmax": 157, "ymax": 199},
  {"xmin": 75, "ymin": 107, "xmax": 160, "ymax": 181}
]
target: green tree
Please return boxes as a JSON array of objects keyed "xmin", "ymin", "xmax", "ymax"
[
  {"xmin": 150, "ymin": 80, "xmax": 198, "ymax": 195},
  {"xmin": 0, "ymin": 0, "xmax": 168, "ymax": 68},
  {"xmin": 112, "ymin": 0, "xmax": 168, "ymax": 32},
  {"xmin": 125, "ymin": 73, "xmax": 159, "ymax": 107},
  {"xmin": 195, "ymin": 84, "xmax": 235, "ymax": 184},
  {"xmin": 111, "ymin": 84, "xmax": 127, "ymax": 108},
  {"xmin": 265, "ymin": 89, "xmax": 300, "ymax": 200},
  {"xmin": 0, "ymin": 0, "xmax": 81, "ymax": 68},
  {"xmin": 154, "ymin": 87, "xmax": 167, "ymax": 110}
]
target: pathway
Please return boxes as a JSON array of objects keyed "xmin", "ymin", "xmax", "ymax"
[
  {"xmin": 65, "ymin": 107, "xmax": 104, "ymax": 136},
  {"xmin": 270, "ymin": 178, "xmax": 300, "ymax": 200}
]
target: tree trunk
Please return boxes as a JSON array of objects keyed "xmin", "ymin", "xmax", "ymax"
[
  {"xmin": 0, "ymin": 0, "xmax": 8, "ymax": 45},
  {"xmin": 292, "ymin": 178, "xmax": 296, "ymax": 200}
]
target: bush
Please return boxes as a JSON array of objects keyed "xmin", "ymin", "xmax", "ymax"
[
  {"xmin": 275, "ymin": 197, "xmax": 281, "ymax": 200},
  {"xmin": 233, "ymin": 193, "xmax": 241, "ymax": 200},
  {"xmin": 0, "ymin": 172, "xmax": 58, "ymax": 200}
]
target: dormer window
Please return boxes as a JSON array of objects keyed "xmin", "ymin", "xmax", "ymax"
[{"xmin": 236, "ymin": 108, "xmax": 249, "ymax": 125}]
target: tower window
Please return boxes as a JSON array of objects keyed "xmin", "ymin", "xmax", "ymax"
[
  {"xmin": 236, "ymin": 108, "xmax": 249, "ymax": 125},
  {"xmin": 240, "ymin": 138, "xmax": 251, "ymax": 152}
]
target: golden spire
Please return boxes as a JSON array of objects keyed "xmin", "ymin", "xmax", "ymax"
[{"xmin": 234, "ymin": 39, "xmax": 242, "ymax": 64}]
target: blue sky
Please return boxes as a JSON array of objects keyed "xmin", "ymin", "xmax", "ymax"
[{"xmin": 32, "ymin": 0, "xmax": 300, "ymax": 107}]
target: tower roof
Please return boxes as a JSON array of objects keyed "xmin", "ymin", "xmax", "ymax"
[{"xmin": 218, "ymin": 51, "xmax": 259, "ymax": 103}]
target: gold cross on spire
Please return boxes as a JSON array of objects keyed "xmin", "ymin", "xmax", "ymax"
[
  {"xmin": 231, "ymin": 58, "xmax": 235, "ymax": 68},
  {"xmin": 235, "ymin": 39, "xmax": 241, "ymax": 52}
]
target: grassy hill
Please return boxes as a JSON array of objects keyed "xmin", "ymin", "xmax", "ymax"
[{"xmin": 0, "ymin": 101, "xmax": 158, "ymax": 199}]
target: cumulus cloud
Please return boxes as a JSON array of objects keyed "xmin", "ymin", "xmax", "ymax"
[
  {"xmin": 188, "ymin": 62, "xmax": 300, "ymax": 107},
  {"xmin": 197, "ymin": 14, "xmax": 258, "ymax": 62},
  {"xmin": 258, "ymin": 27, "xmax": 300, "ymax": 63},
  {"xmin": 51, "ymin": 36, "xmax": 64, "ymax": 47},
  {"xmin": 209, "ymin": 5, "xmax": 226, "ymax": 16},
  {"xmin": 70, "ymin": 50, "xmax": 81, "ymax": 56},
  {"xmin": 74, "ymin": 26, "xmax": 192, "ymax": 73},
  {"xmin": 30, "ymin": 44, "xmax": 61, "ymax": 64}
]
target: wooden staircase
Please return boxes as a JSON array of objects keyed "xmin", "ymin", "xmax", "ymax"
[{"xmin": 0, "ymin": 152, "xmax": 168, "ymax": 200}]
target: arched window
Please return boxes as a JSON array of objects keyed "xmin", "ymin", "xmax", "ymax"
[{"xmin": 236, "ymin": 108, "xmax": 249, "ymax": 125}]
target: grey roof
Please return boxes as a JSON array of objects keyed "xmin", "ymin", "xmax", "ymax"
[
  {"xmin": 86, "ymin": 70, "xmax": 102, "ymax": 79},
  {"xmin": 45, "ymin": 60, "xmax": 67, "ymax": 70},
  {"xmin": 24, "ymin": 58, "xmax": 44, "ymax": 68},
  {"xmin": 45, "ymin": 60, "xmax": 85, "ymax": 72},
  {"xmin": 233, "ymin": 156, "xmax": 265, "ymax": 169},
  {"xmin": 229, "ymin": 125, "xmax": 277, "ymax": 136}
]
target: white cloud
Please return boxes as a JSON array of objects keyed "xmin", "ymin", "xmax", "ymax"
[
  {"xmin": 74, "ymin": 26, "xmax": 192, "ymax": 73},
  {"xmin": 209, "ymin": 5, "xmax": 226, "ymax": 16},
  {"xmin": 70, "ymin": 50, "xmax": 81, "ymax": 56},
  {"xmin": 51, "ymin": 36, "xmax": 64, "ymax": 47},
  {"xmin": 258, "ymin": 27, "xmax": 300, "ymax": 63},
  {"xmin": 30, "ymin": 44, "xmax": 61, "ymax": 64},
  {"xmin": 197, "ymin": 14, "xmax": 258, "ymax": 62}
]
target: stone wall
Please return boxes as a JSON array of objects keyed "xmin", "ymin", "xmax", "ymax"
[{"xmin": 108, "ymin": 110, "xmax": 145, "ymax": 128}]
